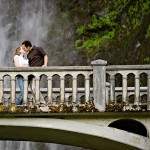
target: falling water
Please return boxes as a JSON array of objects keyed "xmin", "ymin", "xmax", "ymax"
[
  {"xmin": 0, "ymin": 141, "xmax": 89, "ymax": 150},
  {"xmin": 0, "ymin": 1, "xmax": 11, "ymax": 67},
  {"xmin": 0, "ymin": 0, "xmax": 74, "ymax": 67},
  {"xmin": 0, "ymin": 0, "xmax": 56, "ymax": 67},
  {"xmin": 0, "ymin": 0, "xmax": 78, "ymax": 67},
  {"xmin": 0, "ymin": 0, "xmax": 87, "ymax": 149}
]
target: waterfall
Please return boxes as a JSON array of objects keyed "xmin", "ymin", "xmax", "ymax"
[
  {"xmin": 0, "ymin": 0, "xmax": 86, "ymax": 149},
  {"xmin": 0, "ymin": 1, "xmax": 11, "ymax": 67},
  {"xmin": 0, "ymin": 0, "xmax": 58, "ymax": 67},
  {"xmin": 19, "ymin": 0, "xmax": 52, "ymax": 45},
  {"xmin": 0, "ymin": 141, "xmax": 89, "ymax": 150},
  {"xmin": 0, "ymin": 0, "xmax": 78, "ymax": 67}
]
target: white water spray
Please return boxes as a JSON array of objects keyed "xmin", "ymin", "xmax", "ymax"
[
  {"xmin": 0, "ymin": 0, "xmax": 55, "ymax": 67},
  {"xmin": 0, "ymin": 0, "xmax": 85, "ymax": 150}
]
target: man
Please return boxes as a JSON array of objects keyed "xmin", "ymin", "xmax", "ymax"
[
  {"xmin": 22, "ymin": 40, "xmax": 48, "ymax": 67},
  {"xmin": 22, "ymin": 40, "xmax": 48, "ymax": 104}
]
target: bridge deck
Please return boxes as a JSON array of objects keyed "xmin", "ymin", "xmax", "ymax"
[
  {"xmin": 0, "ymin": 117, "xmax": 149, "ymax": 150},
  {"xmin": 0, "ymin": 112, "xmax": 150, "ymax": 119}
]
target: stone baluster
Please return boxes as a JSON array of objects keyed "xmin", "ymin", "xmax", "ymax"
[
  {"xmin": 122, "ymin": 74, "xmax": 127, "ymax": 103},
  {"xmin": 11, "ymin": 76, "xmax": 16, "ymax": 104},
  {"xmin": 91, "ymin": 59, "xmax": 107, "ymax": 111},
  {"xmin": 110, "ymin": 75, "xmax": 115, "ymax": 102},
  {"xmin": 23, "ymin": 76, "xmax": 28, "ymax": 105},
  {"xmin": 35, "ymin": 76, "xmax": 40, "ymax": 102},
  {"xmin": 47, "ymin": 76, "xmax": 52, "ymax": 103},
  {"xmin": 0, "ymin": 77, "xmax": 3, "ymax": 103},
  {"xmin": 105, "ymin": 82, "xmax": 109, "ymax": 104},
  {"xmin": 147, "ymin": 73, "xmax": 150, "ymax": 110},
  {"xmin": 85, "ymin": 74, "xmax": 90, "ymax": 103},
  {"xmin": 72, "ymin": 75, "xmax": 77, "ymax": 103},
  {"xmin": 135, "ymin": 74, "xmax": 140, "ymax": 105},
  {"xmin": 60, "ymin": 76, "xmax": 65, "ymax": 103}
]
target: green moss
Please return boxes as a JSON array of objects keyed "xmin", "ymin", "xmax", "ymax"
[
  {"xmin": 146, "ymin": 25, "xmax": 150, "ymax": 38},
  {"xmin": 75, "ymin": 0, "xmax": 150, "ymax": 60}
]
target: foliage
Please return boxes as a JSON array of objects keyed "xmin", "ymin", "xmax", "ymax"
[
  {"xmin": 75, "ymin": 0, "xmax": 150, "ymax": 58},
  {"xmin": 146, "ymin": 25, "xmax": 150, "ymax": 38}
]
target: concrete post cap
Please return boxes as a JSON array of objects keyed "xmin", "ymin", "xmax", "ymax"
[{"xmin": 91, "ymin": 59, "xmax": 107, "ymax": 66}]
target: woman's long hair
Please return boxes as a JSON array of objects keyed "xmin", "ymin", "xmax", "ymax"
[
  {"xmin": 13, "ymin": 47, "xmax": 21, "ymax": 63},
  {"xmin": 15, "ymin": 47, "xmax": 21, "ymax": 55}
]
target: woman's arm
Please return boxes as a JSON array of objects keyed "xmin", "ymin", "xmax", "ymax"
[{"xmin": 13, "ymin": 56, "xmax": 20, "ymax": 67}]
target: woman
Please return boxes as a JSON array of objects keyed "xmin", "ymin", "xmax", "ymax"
[{"xmin": 13, "ymin": 46, "xmax": 29, "ymax": 105}]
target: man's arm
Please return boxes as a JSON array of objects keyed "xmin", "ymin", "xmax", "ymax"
[{"xmin": 42, "ymin": 55, "xmax": 48, "ymax": 67}]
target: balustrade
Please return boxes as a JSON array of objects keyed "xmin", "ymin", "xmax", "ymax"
[
  {"xmin": 106, "ymin": 65, "xmax": 150, "ymax": 111},
  {"xmin": 0, "ymin": 67, "xmax": 94, "ymax": 108},
  {"xmin": 0, "ymin": 60, "xmax": 150, "ymax": 112}
]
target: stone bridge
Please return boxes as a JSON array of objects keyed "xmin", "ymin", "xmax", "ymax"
[
  {"xmin": 0, "ymin": 59, "xmax": 150, "ymax": 149},
  {"xmin": 0, "ymin": 112, "xmax": 150, "ymax": 150}
]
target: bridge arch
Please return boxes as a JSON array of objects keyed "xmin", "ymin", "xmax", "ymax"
[
  {"xmin": 0, "ymin": 118, "xmax": 149, "ymax": 150},
  {"xmin": 108, "ymin": 119, "xmax": 148, "ymax": 137}
]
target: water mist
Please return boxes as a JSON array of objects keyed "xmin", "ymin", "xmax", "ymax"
[{"xmin": 0, "ymin": 0, "xmax": 85, "ymax": 150}]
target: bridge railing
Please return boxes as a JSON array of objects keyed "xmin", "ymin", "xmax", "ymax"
[
  {"xmin": 0, "ymin": 60, "xmax": 150, "ymax": 112},
  {"xmin": 106, "ymin": 65, "xmax": 150, "ymax": 111},
  {"xmin": 0, "ymin": 66, "xmax": 94, "ymax": 107}
]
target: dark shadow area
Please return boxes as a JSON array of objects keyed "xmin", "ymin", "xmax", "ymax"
[
  {"xmin": 0, "ymin": 125, "xmax": 139, "ymax": 150},
  {"xmin": 108, "ymin": 119, "xmax": 148, "ymax": 137}
]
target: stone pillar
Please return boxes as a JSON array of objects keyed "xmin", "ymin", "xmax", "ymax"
[
  {"xmin": 110, "ymin": 75, "xmax": 115, "ymax": 102},
  {"xmin": 72, "ymin": 76, "xmax": 77, "ymax": 103},
  {"xmin": 47, "ymin": 76, "xmax": 52, "ymax": 103},
  {"xmin": 105, "ymin": 82, "xmax": 110, "ymax": 104},
  {"xmin": 60, "ymin": 76, "xmax": 65, "ymax": 103},
  {"xmin": 11, "ymin": 76, "xmax": 16, "ymax": 104},
  {"xmin": 35, "ymin": 77, "xmax": 40, "ymax": 102},
  {"xmin": 85, "ymin": 75, "xmax": 90, "ymax": 103},
  {"xmin": 23, "ymin": 76, "xmax": 28, "ymax": 105},
  {"xmin": 0, "ymin": 77, "xmax": 3, "ymax": 103},
  {"xmin": 147, "ymin": 73, "xmax": 150, "ymax": 110},
  {"xmin": 122, "ymin": 74, "xmax": 127, "ymax": 103},
  {"xmin": 135, "ymin": 74, "xmax": 140, "ymax": 105},
  {"xmin": 91, "ymin": 59, "xmax": 107, "ymax": 111}
]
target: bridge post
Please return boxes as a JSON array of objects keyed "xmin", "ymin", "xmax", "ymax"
[
  {"xmin": 0, "ymin": 76, "xmax": 3, "ymax": 103},
  {"xmin": 47, "ymin": 76, "xmax": 52, "ymax": 103},
  {"xmin": 147, "ymin": 73, "xmax": 150, "ymax": 110},
  {"xmin": 23, "ymin": 76, "xmax": 28, "ymax": 105},
  {"xmin": 91, "ymin": 59, "xmax": 107, "ymax": 111},
  {"xmin": 11, "ymin": 76, "xmax": 16, "ymax": 104}
]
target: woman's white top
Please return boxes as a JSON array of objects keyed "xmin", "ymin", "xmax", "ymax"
[{"xmin": 14, "ymin": 55, "xmax": 29, "ymax": 67}]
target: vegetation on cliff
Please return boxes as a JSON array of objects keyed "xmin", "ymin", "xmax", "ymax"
[
  {"xmin": 1, "ymin": 0, "xmax": 150, "ymax": 65},
  {"xmin": 65, "ymin": 0, "xmax": 150, "ymax": 65}
]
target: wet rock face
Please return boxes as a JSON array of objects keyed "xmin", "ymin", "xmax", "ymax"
[
  {"xmin": 0, "ymin": 0, "xmax": 82, "ymax": 67},
  {"xmin": 0, "ymin": 0, "xmax": 149, "ymax": 67}
]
